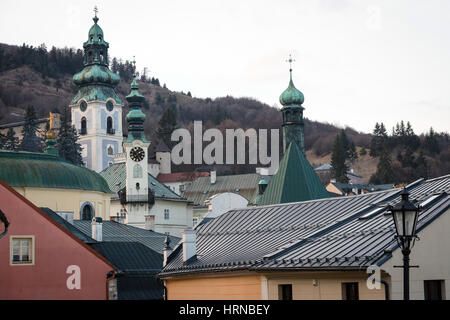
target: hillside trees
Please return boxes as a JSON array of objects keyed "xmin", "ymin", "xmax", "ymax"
[
  {"xmin": 19, "ymin": 105, "xmax": 43, "ymax": 152},
  {"xmin": 56, "ymin": 107, "xmax": 83, "ymax": 165}
]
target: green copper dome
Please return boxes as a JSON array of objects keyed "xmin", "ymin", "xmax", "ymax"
[
  {"xmin": 87, "ymin": 16, "xmax": 105, "ymax": 43},
  {"xmin": 71, "ymin": 12, "xmax": 122, "ymax": 105},
  {"xmin": 73, "ymin": 64, "xmax": 120, "ymax": 87},
  {"xmin": 279, "ymin": 73, "xmax": 304, "ymax": 106},
  {"xmin": 0, "ymin": 151, "xmax": 112, "ymax": 194}
]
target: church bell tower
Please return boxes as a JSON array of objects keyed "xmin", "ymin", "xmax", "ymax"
[
  {"xmin": 124, "ymin": 62, "xmax": 150, "ymax": 209},
  {"xmin": 70, "ymin": 8, "xmax": 123, "ymax": 172},
  {"xmin": 280, "ymin": 55, "xmax": 305, "ymax": 153}
]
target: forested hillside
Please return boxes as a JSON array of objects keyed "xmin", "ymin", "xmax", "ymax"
[{"xmin": 0, "ymin": 43, "xmax": 449, "ymax": 183}]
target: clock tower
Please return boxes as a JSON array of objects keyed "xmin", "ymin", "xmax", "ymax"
[
  {"xmin": 124, "ymin": 69, "xmax": 150, "ymax": 208},
  {"xmin": 70, "ymin": 10, "xmax": 124, "ymax": 172}
]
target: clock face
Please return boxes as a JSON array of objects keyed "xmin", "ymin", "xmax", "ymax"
[
  {"xmin": 130, "ymin": 146, "xmax": 145, "ymax": 162},
  {"xmin": 80, "ymin": 101, "xmax": 87, "ymax": 112}
]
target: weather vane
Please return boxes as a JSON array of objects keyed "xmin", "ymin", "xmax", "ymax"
[
  {"xmin": 132, "ymin": 56, "xmax": 137, "ymax": 77},
  {"xmin": 286, "ymin": 54, "xmax": 295, "ymax": 72}
]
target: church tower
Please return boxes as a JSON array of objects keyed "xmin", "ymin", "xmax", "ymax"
[
  {"xmin": 123, "ymin": 66, "xmax": 150, "ymax": 207},
  {"xmin": 280, "ymin": 55, "xmax": 305, "ymax": 153},
  {"xmin": 70, "ymin": 9, "xmax": 123, "ymax": 172}
]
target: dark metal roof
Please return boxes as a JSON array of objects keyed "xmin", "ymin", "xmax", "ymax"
[
  {"xmin": 73, "ymin": 220, "xmax": 180, "ymax": 254},
  {"xmin": 117, "ymin": 276, "xmax": 164, "ymax": 300},
  {"xmin": 160, "ymin": 175, "xmax": 450, "ymax": 277},
  {"xmin": 90, "ymin": 242, "xmax": 162, "ymax": 274},
  {"xmin": 39, "ymin": 208, "xmax": 97, "ymax": 244}
]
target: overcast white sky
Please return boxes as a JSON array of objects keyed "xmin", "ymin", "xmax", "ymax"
[{"xmin": 1, "ymin": 0, "xmax": 449, "ymax": 134}]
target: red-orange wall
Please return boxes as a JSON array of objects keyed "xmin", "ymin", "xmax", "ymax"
[{"xmin": 0, "ymin": 181, "xmax": 114, "ymax": 299}]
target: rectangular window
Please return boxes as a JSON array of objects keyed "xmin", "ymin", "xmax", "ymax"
[
  {"xmin": 424, "ymin": 280, "xmax": 445, "ymax": 300},
  {"xmin": 164, "ymin": 209, "xmax": 170, "ymax": 220},
  {"xmin": 278, "ymin": 284, "xmax": 293, "ymax": 300},
  {"xmin": 10, "ymin": 237, "xmax": 34, "ymax": 265},
  {"xmin": 342, "ymin": 282, "xmax": 359, "ymax": 300}
]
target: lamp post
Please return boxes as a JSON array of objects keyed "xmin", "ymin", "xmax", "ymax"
[{"xmin": 388, "ymin": 188, "xmax": 421, "ymax": 300}]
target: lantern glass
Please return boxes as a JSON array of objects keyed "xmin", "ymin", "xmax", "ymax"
[{"xmin": 393, "ymin": 209, "xmax": 419, "ymax": 238}]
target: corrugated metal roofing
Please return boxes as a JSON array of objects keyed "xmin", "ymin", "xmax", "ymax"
[
  {"xmin": 160, "ymin": 175, "xmax": 450, "ymax": 276},
  {"xmin": 182, "ymin": 173, "xmax": 268, "ymax": 206},
  {"xmin": 331, "ymin": 182, "xmax": 394, "ymax": 193},
  {"xmin": 117, "ymin": 276, "xmax": 164, "ymax": 300},
  {"xmin": 100, "ymin": 163, "xmax": 185, "ymax": 201},
  {"xmin": 39, "ymin": 208, "xmax": 97, "ymax": 244},
  {"xmin": 257, "ymin": 142, "xmax": 329, "ymax": 205},
  {"xmin": 73, "ymin": 220, "xmax": 180, "ymax": 254},
  {"xmin": 90, "ymin": 242, "xmax": 162, "ymax": 274}
]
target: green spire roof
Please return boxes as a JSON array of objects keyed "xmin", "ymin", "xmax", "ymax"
[
  {"xmin": 257, "ymin": 142, "xmax": 329, "ymax": 205},
  {"xmin": 125, "ymin": 67, "xmax": 148, "ymax": 143},
  {"xmin": 279, "ymin": 69, "xmax": 304, "ymax": 107},
  {"xmin": 71, "ymin": 10, "xmax": 121, "ymax": 105}
]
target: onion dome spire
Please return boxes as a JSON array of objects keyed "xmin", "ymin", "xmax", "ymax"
[
  {"xmin": 280, "ymin": 55, "xmax": 305, "ymax": 153},
  {"xmin": 71, "ymin": 7, "xmax": 122, "ymax": 105},
  {"xmin": 125, "ymin": 58, "xmax": 148, "ymax": 143},
  {"xmin": 279, "ymin": 55, "xmax": 304, "ymax": 106}
]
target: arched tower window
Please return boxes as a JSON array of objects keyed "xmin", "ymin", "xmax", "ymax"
[
  {"xmin": 81, "ymin": 117, "xmax": 87, "ymax": 135},
  {"xmin": 81, "ymin": 202, "xmax": 94, "ymax": 220},
  {"xmin": 107, "ymin": 116, "xmax": 114, "ymax": 134}
]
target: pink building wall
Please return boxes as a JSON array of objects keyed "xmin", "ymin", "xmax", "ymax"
[{"xmin": 0, "ymin": 180, "xmax": 114, "ymax": 300}]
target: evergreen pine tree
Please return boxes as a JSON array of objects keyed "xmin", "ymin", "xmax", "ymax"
[
  {"xmin": 370, "ymin": 147, "xmax": 394, "ymax": 184},
  {"xmin": 424, "ymin": 127, "xmax": 440, "ymax": 155},
  {"xmin": 3, "ymin": 128, "xmax": 18, "ymax": 150},
  {"xmin": 20, "ymin": 105, "xmax": 43, "ymax": 152},
  {"xmin": 359, "ymin": 146, "xmax": 367, "ymax": 156},
  {"xmin": 416, "ymin": 151, "xmax": 429, "ymax": 179},
  {"xmin": 348, "ymin": 141, "xmax": 358, "ymax": 162},
  {"xmin": 156, "ymin": 104, "xmax": 178, "ymax": 148},
  {"xmin": 57, "ymin": 107, "xmax": 83, "ymax": 165},
  {"xmin": 331, "ymin": 134, "xmax": 349, "ymax": 183},
  {"xmin": 370, "ymin": 122, "xmax": 388, "ymax": 157}
]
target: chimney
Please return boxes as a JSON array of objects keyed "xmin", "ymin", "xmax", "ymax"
[
  {"xmin": 91, "ymin": 217, "xmax": 103, "ymax": 242},
  {"xmin": 163, "ymin": 235, "xmax": 172, "ymax": 267},
  {"xmin": 210, "ymin": 170, "xmax": 216, "ymax": 184},
  {"xmin": 182, "ymin": 229, "xmax": 197, "ymax": 263}
]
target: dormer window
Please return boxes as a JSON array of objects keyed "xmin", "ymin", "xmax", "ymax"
[
  {"xmin": 98, "ymin": 36, "xmax": 102, "ymax": 41},
  {"xmin": 90, "ymin": 36, "xmax": 93, "ymax": 41}
]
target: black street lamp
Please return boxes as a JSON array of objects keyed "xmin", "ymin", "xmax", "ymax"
[{"xmin": 388, "ymin": 188, "xmax": 421, "ymax": 300}]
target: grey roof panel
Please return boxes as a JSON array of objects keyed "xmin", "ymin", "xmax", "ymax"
[
  {"xmin": 73, "ymin": 220, "xmax": 180, "ymax": 254},
  {"xmin": 161, "ymin": 175, "xmax": 450, "ymax": 276}
]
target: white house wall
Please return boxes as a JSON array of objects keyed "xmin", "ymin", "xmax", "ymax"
[{"xmin": 382, "ymin": 208, "xmax": 450, "ymax": 300}]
